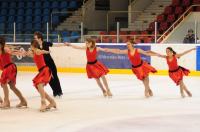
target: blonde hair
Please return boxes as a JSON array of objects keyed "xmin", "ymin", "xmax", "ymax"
[{"xmin": 86, "ymin": 38, "xmax": 96, "ymax": 48}]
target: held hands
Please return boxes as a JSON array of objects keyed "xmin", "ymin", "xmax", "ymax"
[
  {"xmin": 64, "ymin": 42, "xmax": 71, "ymax": 46},
  {"xmin": 103, "ymin": 48, "xmax": 110, "ymax": 52},
  {"xmin": 42, "ymin": 50, "xmax": 50, "ymax": 54}
]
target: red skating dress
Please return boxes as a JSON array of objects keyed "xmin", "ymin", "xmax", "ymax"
[
  {"xmin": 86, "ymin": 47, "xmax": 109, "ymax": 79},
  {"xmin": 33, "ymin": 53, "xmax": 51, "ymax": 88},
  {"xmin": 166, "ymin": 56, "xmax": 190, "ymax": 85},
  {"xmin": 0, "ymin": 53, "xmax": 17, "ymax": 85},
  {"xmin": 128, "ymin": 49, "xmax": 157, "ymax": 80}
]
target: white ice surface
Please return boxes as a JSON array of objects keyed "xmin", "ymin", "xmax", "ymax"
[{"xmin": 0, "ymin": 72, "xmax": 199, "ymax": 132}]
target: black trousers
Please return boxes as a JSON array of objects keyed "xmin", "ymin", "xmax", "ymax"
[{"xmin": 45, "ymin": 59, "xmax": 63, "ymax": 96}]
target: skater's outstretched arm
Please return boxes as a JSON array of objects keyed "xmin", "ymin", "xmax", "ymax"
[
  {"xmin": 26, "ymin": 48, "xmax": 50, "ymax": 57},
  {"xmin": 99, "ymin": 48, "xmax": 128, "ymax": 54},
  {"xmin": 4, "ymin": 47, "xmax": 26, "ymax": 56},
  {"xmin": 33, "ymin": 49, "xmax": 50, "ymax": 55},
  {"xmin": 138, "ymin": 49, "xmax": 161, "ymax": 56},
  {"xmin": 175, "ymin": 47, "xmax": 196, "ymax": 58},
  {"xmin": 64, "ymin": 42, "xmax": 86, "ymax": 50}
]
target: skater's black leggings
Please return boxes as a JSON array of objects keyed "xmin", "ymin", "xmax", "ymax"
[{"xmin": 46, "ymin": 59, "xmax": 63, "ymax": 96}]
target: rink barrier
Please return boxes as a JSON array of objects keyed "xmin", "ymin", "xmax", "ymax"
[
  {"xmin": 17, "ymin": 66, "xmax": 200, "ymax": 76},
  {"xmin": 7, "ymin": 42, "xmax": 200, "ymax": 76}
]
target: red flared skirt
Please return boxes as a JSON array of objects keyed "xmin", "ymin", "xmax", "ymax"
[
  {"xmin": 33, "ymin": 66, "xmax": 52, "ymax": 88},
  {"xmin": 0, "ymin": 63, "xmax": 17, "ymax": 85},
  {"xmin": 168, "ymin": 66, "xmax": 190, "ymax": 85},
  {"xmin": 86, "ymin": 61, "xmax": 109, "ymax": 79},
  {"xmin": 131, "ymin": 61, "xmax": 157, "ymax": 80}
]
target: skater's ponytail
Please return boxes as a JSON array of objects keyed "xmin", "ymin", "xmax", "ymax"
[
  {"xmin": 128, "ymin": 39, "xmax": 136, "ymax": 45},
  {"xmin": 0, "ymin": 36, "xmax": 6, "ymax": 54},
  {"xmin": 167, "ymin": 47, "xmax": 176, "ymax": 55}
]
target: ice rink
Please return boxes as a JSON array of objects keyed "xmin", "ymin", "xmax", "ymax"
[{"xmin": 0, "ymin": 72, "xmax": 199, "ymax": 132}]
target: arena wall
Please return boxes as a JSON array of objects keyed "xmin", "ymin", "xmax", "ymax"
[{"xmin": 10, "ymin": 43, "xmax": 200, "ymax": 76}]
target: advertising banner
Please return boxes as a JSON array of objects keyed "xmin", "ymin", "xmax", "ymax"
[{"xmin": 97, "ymin": 44, "xmax": 151, "ymax": 69}]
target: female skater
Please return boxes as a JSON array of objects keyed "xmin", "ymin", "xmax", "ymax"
[
  {"xmin": 65, "ymin": 38, "xmax": 112, "ymax": 97},
  {"xmin": 104, "ymin": 39, "xmax": 158, "ymax": 98},
  {"xmin": 0, "ymin": 36, "xmax": 27, "ymax": 109},
  {"xmin": 27, "ymin": 40, "xmax": 56, "ymax": 112},
  {"xmin": 156, "ymin": 47, "xmax": 195, "ymax": 98}
]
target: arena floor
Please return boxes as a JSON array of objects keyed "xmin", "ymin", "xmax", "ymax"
[{"xmin": 0, "ymin": 72, "xmax": 199, "ymax": 132}]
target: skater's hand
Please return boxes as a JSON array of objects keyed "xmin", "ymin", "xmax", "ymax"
[
  {"xmin": 64, "ymin": 42, "xmax": 71, "ymax": 46},
  {"xmin": 192, "ymin": 47, "xmax": 196, "ymax": 50}
]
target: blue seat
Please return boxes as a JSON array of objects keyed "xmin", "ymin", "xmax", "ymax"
[
  {"xmin": 43, "ymin": 1, "xmax": 50, "ymax": 8},
  {"xmin": 6, "ymin": 37, "xmax": 13, "ymax": 42},
  {"xmin": 68, "ymin": 0, "xmax": 78, "ymax": 9},
  {"xmin": 51, "ymin": 1, "xmax": 59, "ymax": 9},
  {"xmin": 71, "ymin": 31, "xmax": 79, "ymax": 37},
  {"xmin": 26, "ymin": 9, "xmax": 33, "ymax": 15},
  {"xmin": 9, "ymin": 2, "xmax": 17, "ymax": 9},
  {"xmin": 0, "ymin": 16, "xmax": 7, "ymax": 22},
  {"xmin": 61, "ymin": 31, "xmax": 70, "ymax": 37},
  {"xmin": 1, "ymin": 2, "xmax": 8, "ymax": 9},
  {"xmin": 42, "ymin": 15, "xmax": 50, "ymax": 23},
  {"xmin": 7, "ymin": 23, "xmax": 14, "ymax": 31},
  {"xmin": 43, "ymin": 9, "xmax": 50, "ymax": 16},
  {"xmin": 24, "ymin": 35, "xmax": 32, "ymax": 42},
  {"xmin": 35, "ymin": 2, "xmax": 42, "ymax": 9},
  {"xmin": 25, "ymin": 23, "xmax": 33, "ymax": 31},
  {"xmin": 34, "ymin": 9, "xmax": 42, "ymax": 16},
  {"xmin": 17, "ymin": 9, "xmax": 25, "ymax": 16},
  {"xmin": 26, "ymin": 2, "xmax": 33, "ymax": 8},
  {"xmin": 52, "ymin": 9, "xmax": 59, "ymax": 13},
  {"xmin": 25, "ymin": 16, "xmax": 33, "ymax": 23},
  {"xmin": 0, "ymin": 9, "xmax": 7, "ymax": 16},
  {"xmin": 24, "ymin": 30, "xmax": 32, "ymax": 34},
  {"xmin": 63, "ymin": 37, "xmax": 70, "ymax": 42},
  {"xmin": 71, "ymin": 31, "xmax": 80, "ymax": 40},
  {"xmin": 33, "ymin": 23, "xmax": 42, "ymax": 31},
  {"xmin": 34, "ymin": 16, "xmax": 41, "ymax": 23},
  {"xmin": 16, "ymin": 16, "xmax": 24, "ymax": 23},
  {"xmin": 0, "ymin": 23, "xmax": 6, "ymax": 30},
  {"xmin": 8, "ymin": 16, "xmax": 15, "ymax": 23},
  {"xmin": 52, "ymin": 16, "xmax": 60, "ymax": 25},
  {"xmin": 60, "ymin": 8, "xmax": 68, "ymax": 17},
  {"xmin": 0, "ymin": 30, "xmax": 5, "ymax": 34},
  {"xmin": 18, "ymin": 2, "xmax": 25, "ymax": 8},
  {"xmin": 9, "ymin": 9, "xmax": 16, "ymax": 16},
  {"xmin": 51, "ymin": 31, "xmax": 59, "ymax": 39},
  {"xmin": 16, "ymin": 23, "xmax": 24, "ymax": 31},
  {"xmin": 60, "ymin": 1, "xmax": 68, "ymax": 9}
]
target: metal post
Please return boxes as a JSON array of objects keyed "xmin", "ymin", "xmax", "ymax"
[
  {"xmin": 155, "ymin": 22, "xmax": 157, "ymax": 44},
  {"xmin": 81, "ymin": 22, "xmax": 84, "ymax": 42},
  {"xmin": 195, "ymin": 20, "xmax": 197, "ymax": 44},
  {"xmin": 106, "ymin": 13, "xmax": 109, "ymax": 32},
  {"xmin": 13, "ymin": 22, "xmax": 16, "ymax": 42},
  {"xmin": 47, "ymin": 22, "xmax": 49, "ymax": 42},
  {"xmin": 51, "ymin": 13, "xmax": 53, "ymax": 30},
  {"xmin": 58, "ymin": 34, "xmax": 60, "ymax": 43},
  {"xmin": 117, "ymin": 22, "xmax": 119, "ymax": 43}
]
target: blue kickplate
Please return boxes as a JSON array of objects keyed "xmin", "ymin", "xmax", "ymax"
[{"xmin": 196, "ymin": 46, "xmax": 200, "ymax": 71}]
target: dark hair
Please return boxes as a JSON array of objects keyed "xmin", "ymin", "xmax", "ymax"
[
  {"xmin": 31, "ymin": 40, "xmax": 40, "ymax": 49},
  {"xmin": 0, "ymin": 36, "xmax": 6, "ymax": 53},
  {"xmin": 188, "ymin": 29, "xmax": 194, "ymax": 33},
  {"xmin": 166, "ymin": 47, "xmax": 176, "ymax": 55},
  {"xmin": 86, "ymin": 38, "xmax": 96, "ymax": 48},
  {"xmin": 34, "ymin": 31, "xmax": 43, "ymax": 41},
  {"xmin": 128, "ymin": 39, "xmax": 136, "ymax": 45}
]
